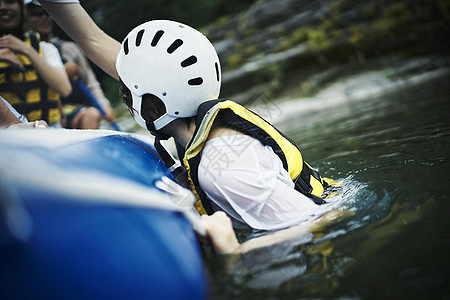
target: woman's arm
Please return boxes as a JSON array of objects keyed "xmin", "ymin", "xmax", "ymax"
[
  {"xmin": 39, "ymin": 1, "xmax": 120, "ymax": 79},
  {"xmin": 0, "ymin": 99, "xmax": 48, "ymax": 129},
  {"xmin": 0, "ymin": 35, "xmax": 71, "ymax": 97},
  {"xmin": 201, "ymin": 209, "xmax": 353, "ymax": 255},
  {"xmin": 0, "ymin": 99, "xmax": 21, "ymax": 127}
]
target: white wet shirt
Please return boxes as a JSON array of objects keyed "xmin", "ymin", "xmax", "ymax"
[
  {"xmin": 198, "ymin": 134, "xmax": 320, "ymax": 230},
  {"xmin": 40, "ymin": 41, "xmax": 64, "ymax": 68}
]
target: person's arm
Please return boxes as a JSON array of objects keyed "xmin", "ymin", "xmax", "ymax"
[
  {"xmin": 39, "ymin": 1, "xmax": 120, "ymax": 79},
  {"xmin": 1, "ymin": 99, "xmax": 48, "ymax": 129},
  {"xmin": 201, "ymin": 209, "xmax": 353, "ymax": 255},
  {"xmin": 0, "ymin": 99, "xmax": 21, "ymax": 127},
  {"xmin": 0, "ymin": 35, "xmax": 71, "ymax": 97}
]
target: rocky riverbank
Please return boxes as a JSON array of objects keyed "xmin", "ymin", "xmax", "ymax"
[
  {"xmin": 206, "ymin": 0, "xmax": 450, "ymax": 101},
  {"xmin": 111, "ymin": 0, "xmax": 450, "ymax": 134}
]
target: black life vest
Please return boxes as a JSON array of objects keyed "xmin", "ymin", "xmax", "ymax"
[{"xmin": 183, "ymin": 99, "xmax": 330, "ymax": 215}]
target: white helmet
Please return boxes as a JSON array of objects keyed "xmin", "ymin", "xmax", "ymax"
[{"xmin": 116, "ymin": 20, "xmax": 221, "ymax": 131}]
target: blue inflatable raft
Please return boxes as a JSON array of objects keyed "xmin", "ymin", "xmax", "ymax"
[{"xmin": 0, "ymin": 129, "xmax": 207, "ymax": 299}]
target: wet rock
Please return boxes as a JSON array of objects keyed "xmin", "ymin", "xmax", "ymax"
[{"xmin": 203, "ymin": 0, "xmax": 450, "ymax": 100}]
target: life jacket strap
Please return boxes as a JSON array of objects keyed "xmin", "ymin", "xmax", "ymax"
[
  {"xmin": 154, "ymin": 135, "xmax": 189, "ymax": 188},
  {"xmin": 293, "ymin": 166, "xmax": 327, "ymax": 205}
]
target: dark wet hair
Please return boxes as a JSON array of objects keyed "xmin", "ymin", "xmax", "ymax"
[
  {"xmin": 119, "ymin": 78, "xmax": 194, "ymax": 130},
  {"xmin": 118, "ymin": 78, "xmax": 166, "ymax": 123},
  {"xmin": 118, "ymin": 78, "xmax": 133, "ymax": 115}
]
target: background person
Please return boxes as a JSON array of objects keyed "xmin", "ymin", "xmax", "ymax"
[
  {"xmin": 26, "ymin": 1, "xmax": 116, "ymax": 129},
  {"xmin": 0, "ymin": 0, "xmax": 70, "ymax": 127}
]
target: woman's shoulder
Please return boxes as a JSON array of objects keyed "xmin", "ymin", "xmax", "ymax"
[
  {"xmin": 39, "ymin": 40, "xmax": 58, "ymax": 51},
  {"xmin": 39, "ymin": 41, "xmax": 64, "ymax": 66}
]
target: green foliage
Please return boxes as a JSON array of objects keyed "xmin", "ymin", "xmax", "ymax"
[
  {"xmin": 276, "ymin": 39, "xmax": 294, "ymax": 52},
  {"xmin": 307, "ymin": 28, "xmax": 331, "ymax": 51},
  {"xmin": 226, "ymin": 54, "xmax": 244, "ymax": 68},
  {"xmin": 329, "ymin": 0, "xmax": 345, "ymax": 17},
  {"xmin": 216, "ymin": 16, "xmax": 230, "ymax": 26},
  {"xmin": 292, "ymin": 28, "xmax": 309, "ymax": 44},
  {"xmin": 437, "ymin": 0, "xmax": 450, "ymax": 18},
  {"xmin": 363, "ymin": 4, "xmax": 377, "ymax": 19},
  {"xmin": 349, "ymin": 25, "xmax": 366, "ymax": 46},
  {"xmin": 245, "ymin": 45, "xmax": 258, "ymax": 56}
]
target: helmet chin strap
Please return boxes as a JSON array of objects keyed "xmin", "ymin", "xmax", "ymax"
[
  {"xmin": 154, "ymin": 134, "xmax": 189, "ymax": 188},
  {"xmin": 153, "ymin": 113, "xmax": 177, "ymax": 131},
  {"xmin": 134, "ymin": 95, "xmax": 189, "ymax": 187}
]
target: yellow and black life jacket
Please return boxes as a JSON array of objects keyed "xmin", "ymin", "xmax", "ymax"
[
  {"xmin": 184, "ymin": 99, "xmax": 331, "ymax": 215},
  {"xmin": 0, "ymin": 32, "xmax": 61, "ymax": 124}
]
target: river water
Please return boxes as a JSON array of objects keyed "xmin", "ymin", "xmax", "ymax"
[{"xmin": 206, "ymin": 72, "xmax": 450, "ymax": 299}]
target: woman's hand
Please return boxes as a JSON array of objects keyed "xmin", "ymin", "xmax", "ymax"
[
  {"xmin": 64, "ymin": 61, "xmax": 82, "ymax": 79},
  {"xmin": 0, "ymin": 48, "xmax": 23, "ymax": 69},
  {"xmin": 7, "ymin": 120, "xmax": 48, "ymax": 129},
  {"xmin": 0, "ymin": 34, "xmax": 30, "ymax": 55},
  {"xmin": 200, "ymin": 211, "xmax": 240, "ymax": 254}
]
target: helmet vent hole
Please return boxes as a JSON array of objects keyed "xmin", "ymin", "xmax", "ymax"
[
  {"xmin": 123, "ymin": 38, "xmax": 129, "ymax": 55},
  {"xmin": 175, "ymin": 111, "xmax": 179, "ymax": 115},
  {"xmin": 167, "ymin": 39, "xmax": 183, "ymax": 54},
  {"xmin": 151, "ymin": 30, "xmax": 164, "ymax": 47},
  {"xmin": 181, "ymin": 55, "xmax": 197, "ymax": 67},
  {"xmin": 188, "ymin": 77, "xmax": 203, "ymax": 86},
  {"xmin": 215, "ymin": 62, "xmax": 220, "ymax": 82},
  {"xmin": 135, "ymin": 29, "xmax": 145, "ymax": 47}
]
